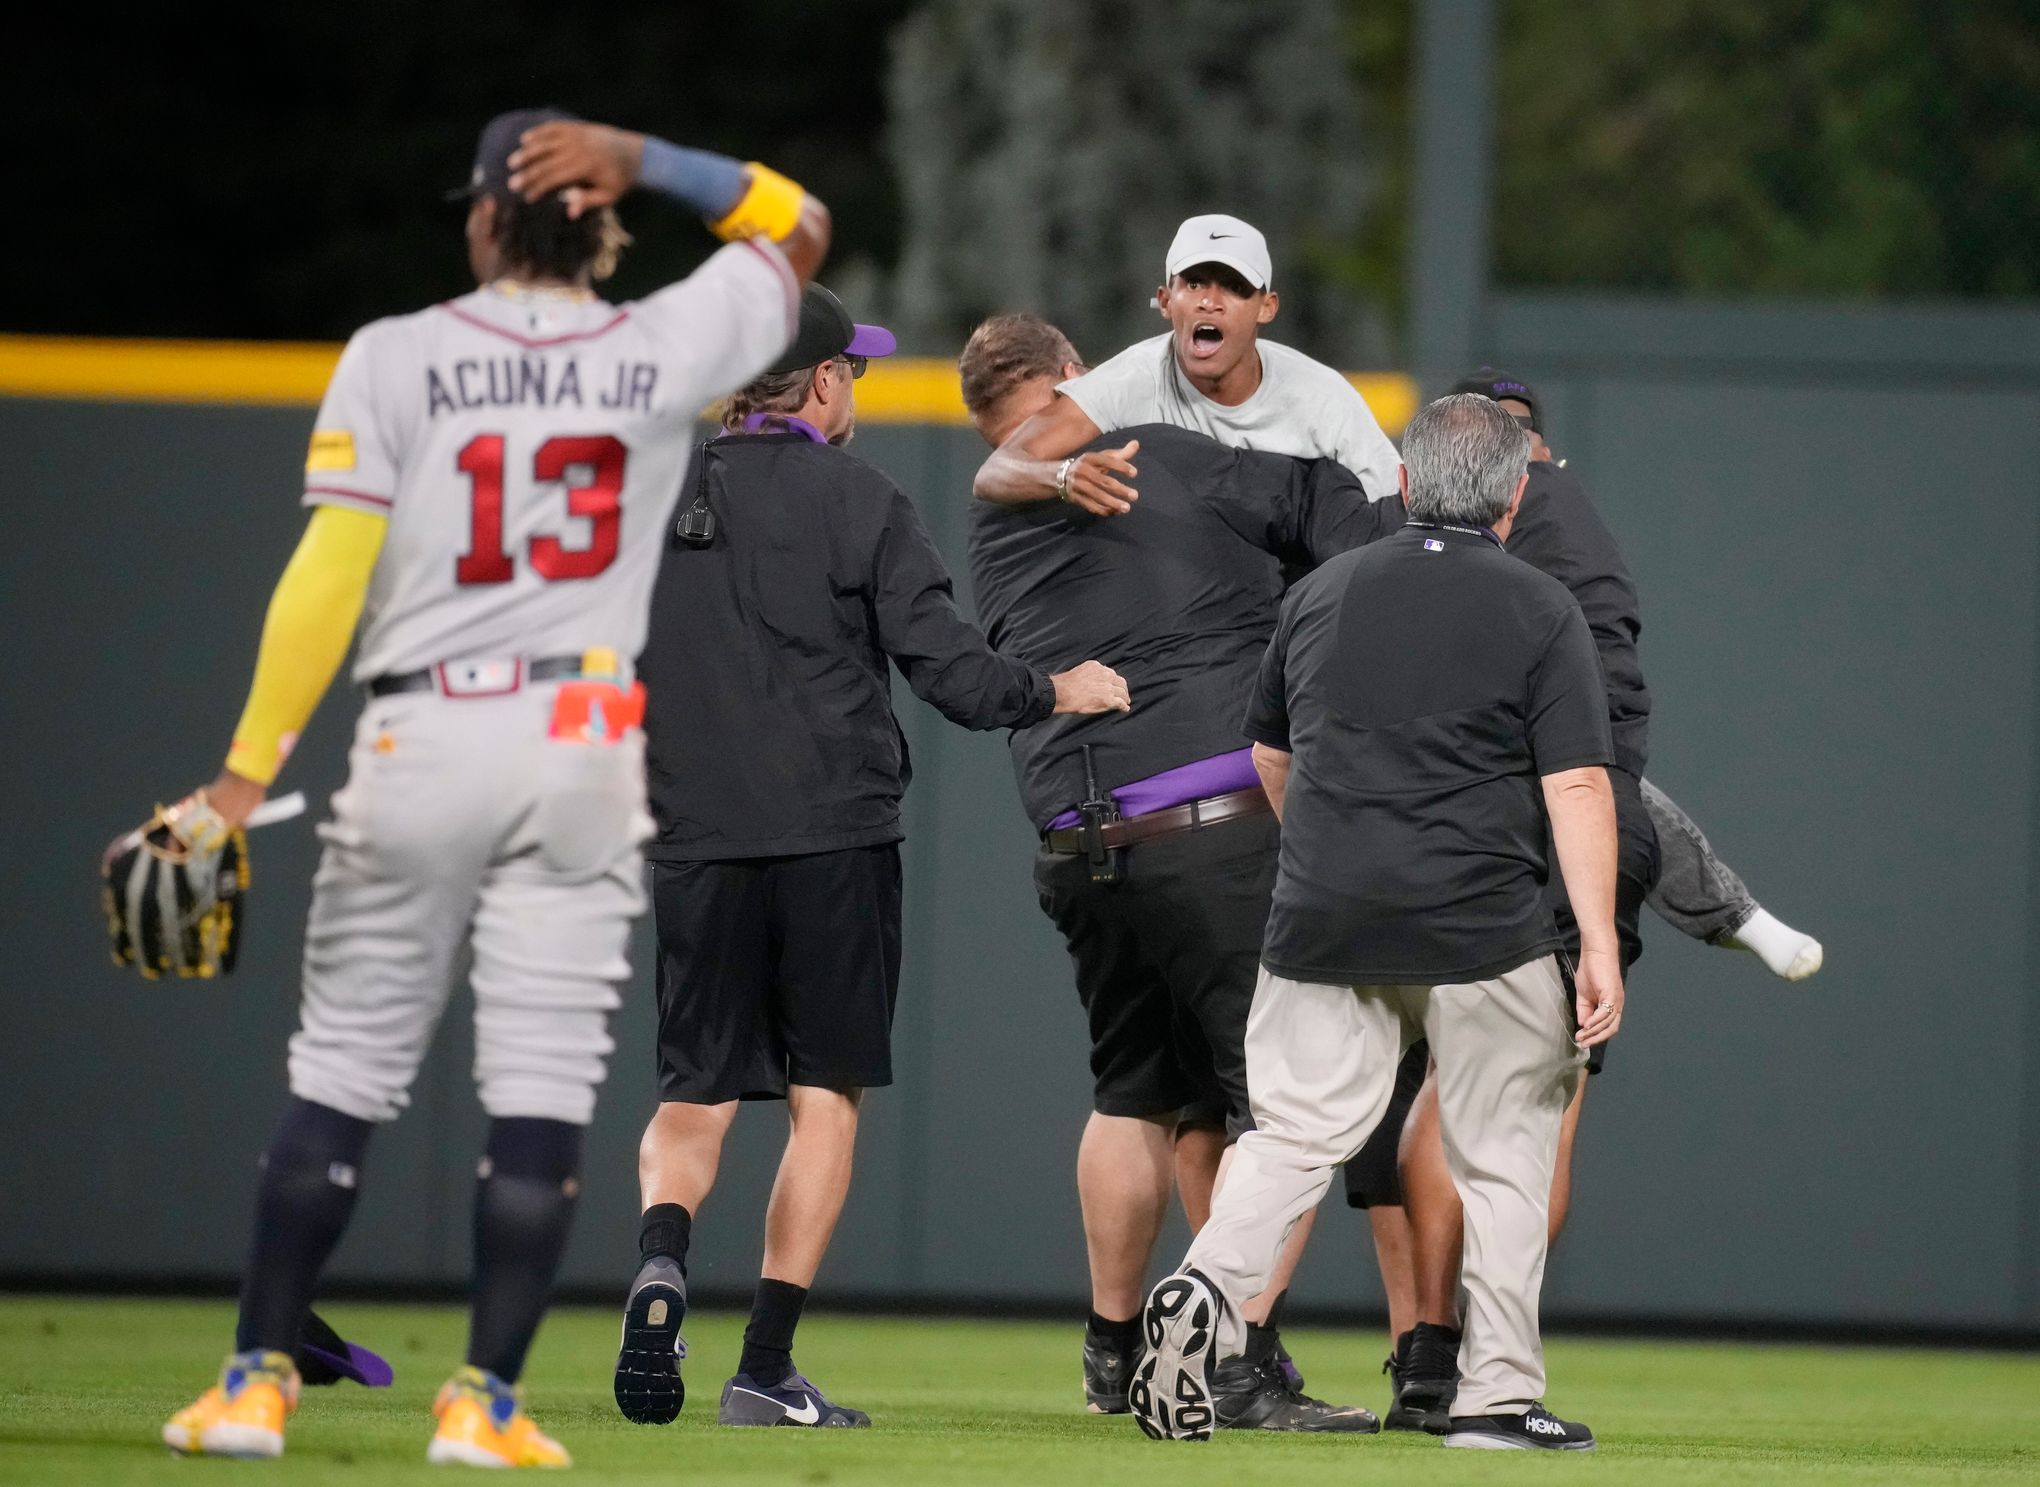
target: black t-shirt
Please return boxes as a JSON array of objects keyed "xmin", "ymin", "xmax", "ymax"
[
  {"xmin": 1507, "ymin": 462, "xmax": 1650, "ymax": 776},
  {"xmin": 642, "ymin": 432, "xmax": 1054, "ymax": 861},
  {"xmin": 967, "ymin": 424, "xmax": 1401, "ymax": 829},
  {"xmin": 1247, "ymin": 522, "xmax": 1614, "ymax": 984}
]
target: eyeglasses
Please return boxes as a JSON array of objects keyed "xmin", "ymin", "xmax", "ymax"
[{"xmin": 842, "ymin": 354, "xmax": 868, "ymax": 379}]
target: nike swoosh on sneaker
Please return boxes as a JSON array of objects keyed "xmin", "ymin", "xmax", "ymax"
[{"xmin": 730, "ymin": 1385, "xmax": 819, "ymax": 1424}]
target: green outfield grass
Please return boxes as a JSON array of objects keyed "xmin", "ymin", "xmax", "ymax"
[{"xmin": 0, "ymin": 1296, "xmax": 2034, "ymax": 1484}]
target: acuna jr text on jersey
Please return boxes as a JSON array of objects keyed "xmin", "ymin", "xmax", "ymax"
[{"xmin": 426, "ymin": 357, "xmax": 660, "ymax": 418}]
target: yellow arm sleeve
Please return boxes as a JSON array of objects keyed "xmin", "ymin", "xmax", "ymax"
[
  {"xmin": 225, "ymin": 505, "xmax": 386, "ymax": 785},
  {"xmin": 709, "ymin": 163, "xmax": 808, "ymax": 243}
]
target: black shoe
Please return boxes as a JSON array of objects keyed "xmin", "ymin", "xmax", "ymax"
[
  {"xmin": 1444, "ymin": 1401, "xmax": 1595, "ymax": 1452},
  {"xmin": 1129, "ymin": 1271, "xmax": 1222, "ymax": 1441},
  {"xmin": 613, "ymin": 1255, "xmax": 687, "ymax": 1424},
  {"xmin": 1380, "ymin": 1329, "xmax": 1408, "ymax": 1421},
  {"xmin": 1385, "ymin": 1321, "xmax": 1458, "ymax": 1434},
  {"xmin": 718, "ymin": 1370, "xmax": 870, "ymax": 1428},
  {"xmin": 1212, "ymin": 1353, "xmax": 1381, "ymax": 1434},
  {"xmin": 1082, "ymin": 1326, "xmax": 1139, "ymax": 1414}
]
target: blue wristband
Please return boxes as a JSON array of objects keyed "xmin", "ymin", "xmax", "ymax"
[{"xmin": 638, "ymin": 137, "xmax": 749, "ymax": 221}]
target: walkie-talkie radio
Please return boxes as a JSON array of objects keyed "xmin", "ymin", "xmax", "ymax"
[
  {"xmin": 675, "ymin": 442, "xmax": 717, "ymax": 548},
  {"xmin": 1076, "ymin": 743, "xmax": 1123, "ymax": 885}
]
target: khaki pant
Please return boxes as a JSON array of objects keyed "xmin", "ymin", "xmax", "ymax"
[{"xmin": 1182, "ymin": 956, "xmax": 1584, "ymax": 1416}]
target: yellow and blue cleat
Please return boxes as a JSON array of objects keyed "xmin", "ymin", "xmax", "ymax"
[
  {"xmin": 428, "ymin": 1365, "xmax": 571, "ymax": 1468},
  {"xmin": 163, "ymin": 1349, "xmax": 300, "ymax": 1458}
]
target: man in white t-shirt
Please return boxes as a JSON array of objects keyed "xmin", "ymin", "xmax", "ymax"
[{"xmin": 972, "ymin": 214, "xmax": 1402, "ymax": 514}]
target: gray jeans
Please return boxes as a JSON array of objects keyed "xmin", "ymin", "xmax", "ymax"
[{"xmin": 1640, "ymin": 777, "xmax": 1758, "ymax": 944}]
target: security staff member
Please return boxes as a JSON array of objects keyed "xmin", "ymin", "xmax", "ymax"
[
  {"xmin": 615, "ymin": 285, "xmax": 1129, "ymax": 1430},
  {"xmin": 1134, "ymin": 393, "xmax": 1620, "ymax": 1452},
  {"xmin": 967, "ymin": 408, "xmax": 1395, "ymax": 1433},
  {"xmin": 1364, "ymin": 371, "xmax": 1665, "ymax": 1430}
]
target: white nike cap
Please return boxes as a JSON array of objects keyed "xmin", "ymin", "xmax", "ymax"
[{"xmin": 1164, "ymin": 213, "xmax": 1273, "ymax": 291}]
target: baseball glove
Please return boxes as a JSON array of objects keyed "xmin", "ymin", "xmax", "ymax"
[{"xmin": 102, "ymin": 793, "xmax": 249, "ymax": 979}]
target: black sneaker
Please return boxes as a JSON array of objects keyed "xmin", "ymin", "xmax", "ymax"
[
  {"xmin": 1082, "ymin": 1327, "xmax": 1139, "ymax": 1414},
  {"xmin": 1129, "ymin": 1271, "xmax": 1222, "ymax": 1442},
  {"xmin": 718, "ymin": 1370, "xmax": 870, "ymax": 1428},
  {"xmin": 1212, "ymin": 1353, "xmax": 1381, "ymax": 1434},
  {"xmin": 1385, "ymin": 1321, "xmax": 1458, "ymax": 1433},
  {"xmin": 613, "ymin": 1255, "xmax": 687, "ymax": 1424},
  {"xmin": 1444, "ymin": 1401, "xmax": 1595, "ymax": 1451}
]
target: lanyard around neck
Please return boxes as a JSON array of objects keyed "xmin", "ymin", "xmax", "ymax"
[{"xmin": 1405, "ymin": 519, "xmax": 1503, "ymax": 549}]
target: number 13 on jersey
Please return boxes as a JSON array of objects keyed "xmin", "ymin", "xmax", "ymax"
[{"xmin": 455, "ymin": 433, "xmax": 627, "ymax": 586}]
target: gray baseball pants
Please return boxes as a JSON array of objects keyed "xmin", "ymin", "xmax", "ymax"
[
  {"xmin": 1184, "ymin": 957, "xmax": 1584, "ymax": 1416},
  {"xmin": 286, "ymin": 685, "xmax": 651, "ymax": 1126}
]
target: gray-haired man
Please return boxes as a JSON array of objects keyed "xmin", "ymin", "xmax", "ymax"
[{"xmin": 1132, "ymin": 395, "xmax": 1617, "ymax": 1452}]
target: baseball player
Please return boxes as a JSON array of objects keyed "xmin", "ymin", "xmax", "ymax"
[{"xmin": 137, "ymin": 110, "xmax": 829, "ymax": 1466}]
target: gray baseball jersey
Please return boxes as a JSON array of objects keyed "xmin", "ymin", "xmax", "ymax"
[
  {"xmin": 1058, "ymin": 333, "xmax": 1403, "ymax": 501},
  {"xmin": 304, "ymin": 238, "xmax": 800, "ymax": 679},
  {"xmin": 283, "ymin": 237, "xmax": 800, "ymax": 1128}
]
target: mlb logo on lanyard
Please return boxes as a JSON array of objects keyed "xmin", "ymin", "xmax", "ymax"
[{"xmin": 1423, "ymin": 538, "xmax": 1444, "ymax": 552}]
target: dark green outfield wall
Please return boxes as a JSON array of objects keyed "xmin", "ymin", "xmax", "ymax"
[{"xmin": 5, "ymin": 307, "xmax": 2038, "ymax": 1331}]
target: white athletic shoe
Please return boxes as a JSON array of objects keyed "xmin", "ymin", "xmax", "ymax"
[{"xmin": 1128, "ymin": 1270, "xmax": 1220, "ymax": 1442}]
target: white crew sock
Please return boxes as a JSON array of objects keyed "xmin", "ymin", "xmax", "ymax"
[{"xmin": 1724, "ymin": 907, "xmax": 1823, "ymax": 981}]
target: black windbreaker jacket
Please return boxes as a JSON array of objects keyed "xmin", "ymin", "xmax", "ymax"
[{"xmin": 642, "ymin": 431, "xmax": 1054, "ymax": 860}]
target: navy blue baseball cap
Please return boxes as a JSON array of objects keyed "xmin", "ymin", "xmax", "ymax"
[{"xmin": 447, "ymin": 107, "xmax": 577, "ymax": 201}]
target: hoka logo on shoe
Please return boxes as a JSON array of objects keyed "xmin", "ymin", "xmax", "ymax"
[{"xmin": 1526, "ymin": 1415, "xmax": 1564, "ymax": 1435}]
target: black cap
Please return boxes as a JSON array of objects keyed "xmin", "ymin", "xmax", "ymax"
[
  {"xmin": 1449, "ymin": 367, "xmax": 1540, "ymax": 428},
  {"xmin": 447, "ymin": 106, "xmax": 577, "ymax": 202},
  {"xmin": 765, "ymin": 284, "xmax": 898, "ymax": 374}
]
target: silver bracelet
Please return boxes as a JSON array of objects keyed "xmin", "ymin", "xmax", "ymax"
[{"xmin": 1055, "ymin": 454, "xmax": 1079, "ymax": 502}]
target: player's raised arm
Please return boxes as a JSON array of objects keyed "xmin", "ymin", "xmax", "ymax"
[
  {"xmin": 508, "ymin": 122, "xmax": 831, "ymax": 286},
  {"xmin": 972, "ymin": 396, "xmax": 1141, "ymax": 516}
]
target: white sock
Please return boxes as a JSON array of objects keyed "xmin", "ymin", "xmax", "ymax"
[{"xmin": 1725, "ymin": 907, "xmax": 1823, "ymax": 981}]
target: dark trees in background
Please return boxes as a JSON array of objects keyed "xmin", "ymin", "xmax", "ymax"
[
  {"xmin": 886, "ymin": 0, "xmax": 1395, "ymax": 365},
  {"xmin": 1, "ymin": 0, "xmax": 2030, "ymax": 345},
  {"xmin": 1492, "ymin": 0, "xmax": 2040, "ymax": 296}
]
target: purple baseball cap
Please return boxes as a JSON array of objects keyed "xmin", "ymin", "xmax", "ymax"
[{"xmin": 767, "ymin": 284, "xmax": 897, "ymax": 374}]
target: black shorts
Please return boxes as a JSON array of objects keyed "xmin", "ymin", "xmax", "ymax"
[
  {"xmin": 1342, "ymin": 1040, "xmax": 1431, "ymax": 1208},
  {"xmin": 1549, "ymin": 767, "xmax": 1661, "ymax": 1077},
  {"xmin": 651, "ymin": 844, "xmax": 901, "ymax": 1103},
  {"xmin": 1034, "ymin": 812, "xmax": 1277, "ymax": 1136}
]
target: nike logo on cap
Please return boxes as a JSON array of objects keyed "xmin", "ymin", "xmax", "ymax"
[{"xmin": 1209, "ymin": 232, "xmax": 1238, "ymax": 239}]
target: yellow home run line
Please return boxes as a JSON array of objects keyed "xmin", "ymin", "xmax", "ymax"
[{"xmin": 0, "ymin": 334, "xmax": 1418, "ymax": 433}]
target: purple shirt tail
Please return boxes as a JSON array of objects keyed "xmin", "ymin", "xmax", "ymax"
[{"xmin": 1047, "ymin": 747, "xmax": 1261, "ymax": 831}]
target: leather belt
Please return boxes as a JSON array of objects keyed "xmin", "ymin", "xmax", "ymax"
[
  {"xmin": 366, "ymin": 654, "xmax": 589, "ymax": 698},
  {"xmin": 1043, "ymin": 787, "xmax": 1271, "ymax": 855}
]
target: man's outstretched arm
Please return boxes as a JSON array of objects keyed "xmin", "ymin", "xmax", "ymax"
[{"xmin": 972, "ymin": 395, "xmax": 1142, "ymax": 516}]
